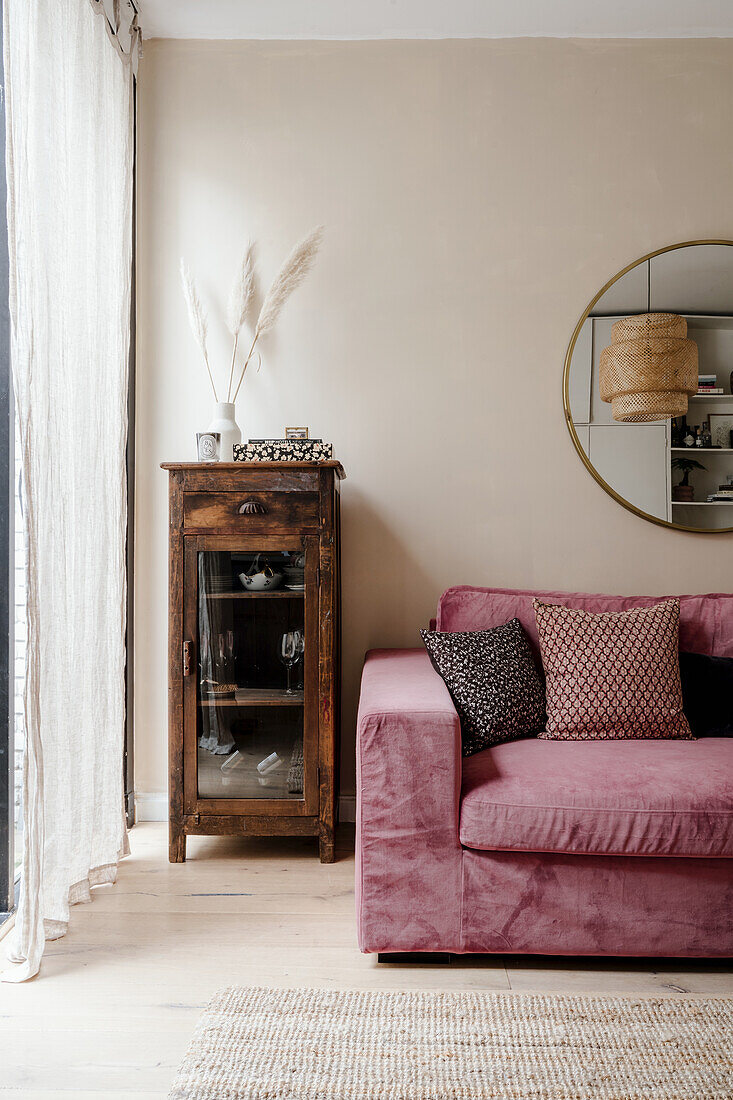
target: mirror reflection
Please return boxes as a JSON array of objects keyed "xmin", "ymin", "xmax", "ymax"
[{"xmin": 565, "ymin": 242, "xmax": 733, "ymax": 532}]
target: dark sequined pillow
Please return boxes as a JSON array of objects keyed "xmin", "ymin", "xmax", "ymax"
[{"xmin": 420, "ymin": 618, "xmax": 545, "ymax": 756}]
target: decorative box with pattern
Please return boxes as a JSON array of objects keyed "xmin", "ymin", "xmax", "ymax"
[{"xmin": 234, "ymin": 440, "xmax": 333, "ymax": 462}]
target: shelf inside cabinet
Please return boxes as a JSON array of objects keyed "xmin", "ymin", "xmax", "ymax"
[
  {"xmin": 206, "ymin": 590, "xmax": 304, "ymax": 600},
  {"xmin": 200, "ymin": 688, "xmax": 305, "ymax": 706}
]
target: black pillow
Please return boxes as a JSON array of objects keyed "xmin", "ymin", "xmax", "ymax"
[
  {"xmin": 420, "ymin": 618, "xmax": 546, "ymax": 756},
  {"xmin": 679, "ymin": 651, "xmax": 733, "ymax": 737}
]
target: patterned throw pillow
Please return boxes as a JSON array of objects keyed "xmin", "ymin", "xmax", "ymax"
[
  {"xmin": 534, "ymin": 598, "xmax": 693, "ymax": 741},
  {"xmin": 420, "ymin": 618, "xmax": 545, "ymax": 756}
]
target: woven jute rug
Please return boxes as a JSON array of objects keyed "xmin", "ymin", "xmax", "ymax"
[{"xmin": 169, "ymin": 986, "xmax": 732, "ymax": 1100}]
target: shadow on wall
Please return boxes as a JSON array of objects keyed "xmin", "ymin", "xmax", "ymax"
[{"xmin": 339, "ymin": 487, "xmax": 441, "ymax": 793}]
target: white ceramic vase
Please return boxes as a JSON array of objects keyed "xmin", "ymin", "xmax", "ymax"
[{"xmin": 207, "ymin": 401, "xmax": 241, "ymax": 461}]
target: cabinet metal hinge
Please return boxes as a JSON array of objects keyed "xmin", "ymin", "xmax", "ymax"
[
  {"xmin": 193, "ymin": 812, "xmax": 200, "ymax": 825},
  {"xmin": 183, "ymin": 640, "xmax": 193, "ymax": 676}
]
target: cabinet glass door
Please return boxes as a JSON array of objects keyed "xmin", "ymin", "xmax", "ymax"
[{"xmin": 184, "ymin": 538, "xmax": 317, "ymax": 813}]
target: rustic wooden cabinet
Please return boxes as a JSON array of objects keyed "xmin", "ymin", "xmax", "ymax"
[{"xmin": 162, "ymin": 462, "xmax": 344, "ymax": 863}]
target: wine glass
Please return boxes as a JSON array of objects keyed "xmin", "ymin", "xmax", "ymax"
[
  {"xmin": 294, "ymin": 628, "xmax": 305, "ymax": 689},
  {"xmin": 279, "ymin": 631, "xmax": 305, "ymax": 695}
]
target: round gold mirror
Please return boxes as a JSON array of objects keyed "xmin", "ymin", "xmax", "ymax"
[{"xmin": 564, "ymin": 240, "xmax": 733, "ymax": 533}]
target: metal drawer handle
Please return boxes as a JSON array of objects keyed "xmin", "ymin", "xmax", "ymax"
[{"xmin": 238, "ymin": 500, "xmax": 267, "ymax": 515}]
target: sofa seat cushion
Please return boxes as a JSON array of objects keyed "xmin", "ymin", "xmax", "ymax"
[{"xmin": 459, "ymin": 737, "xmax": 733, "ymax": 857}]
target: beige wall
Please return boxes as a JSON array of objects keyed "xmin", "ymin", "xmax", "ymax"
[{"xmin": 135, "ymin": 38, "xmax": 733, "ymax": 806}]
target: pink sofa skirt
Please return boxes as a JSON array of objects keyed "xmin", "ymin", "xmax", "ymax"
[
  {"xmin": 358, "ymin": 845, "xmax": 733, "ymax": 957},
  {"xmin": 460, "ymin": 849, "xmax": 733, "ymax": 957}
]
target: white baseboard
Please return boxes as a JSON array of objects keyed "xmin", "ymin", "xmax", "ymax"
[
  {"xmin": 134, "ymin": 790, "xmax": 357, "ymax": 824},
  {"xmin": 134, "ymin": 791, "xmax": 168, "ymax": 822}
]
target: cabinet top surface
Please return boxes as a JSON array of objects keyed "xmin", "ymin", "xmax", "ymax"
[{"xmin": 161, "ymin": 460, "xmax": 345, "ymax": 480}]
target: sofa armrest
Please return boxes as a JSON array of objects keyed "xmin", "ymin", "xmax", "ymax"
[
  {"xmin": 357, "ymin": 648, "xmax": 462, "ymax": 830},
  {"xmin": 356, "ymin": 648, "xmax": 463, "ymax": 952}
]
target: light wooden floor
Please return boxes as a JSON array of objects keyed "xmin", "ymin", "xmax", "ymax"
[{"xmin": 0, "ymin": 821, "xmax": 731, "ymax": 1098}]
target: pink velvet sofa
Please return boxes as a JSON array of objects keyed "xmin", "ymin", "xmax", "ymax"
[{"xmin": 356, "ymin": 586, "xmax": 733, "ymax": 958}]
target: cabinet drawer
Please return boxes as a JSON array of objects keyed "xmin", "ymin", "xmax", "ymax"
[
  {"xmin": 183, "ymin": 491, "xmax": 319, "ymax": 531},
  {"xmin": 181, "ymin": 468, "xmax": 320, "ymax": 493}
]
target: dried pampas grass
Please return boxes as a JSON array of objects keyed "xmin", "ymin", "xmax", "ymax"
[
  {"xmin": 232, "ymin": 226, "xmax": 323, "ymax": 402},
  {"xmin": 181, "ymin": 226, "xmax": 323, "ymax": 407},
  {"xmin": 226, "ymin": 243, "xmax": 255, "ymax": 400},
  {"xmin": 255, "ymin": 226, "xmax": 323, "ymax": 338},
  {"xmin": 180, "ymin": 259, "xmax": 218, "ymax": 401}
]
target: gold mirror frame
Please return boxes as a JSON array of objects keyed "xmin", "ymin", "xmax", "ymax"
[{"xmin": 563, "ymin": 239, "xmax": 733, "ymax": 534}]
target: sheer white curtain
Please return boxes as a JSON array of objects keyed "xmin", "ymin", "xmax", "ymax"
[{"xmin": 2, "ymin": 0, "xmax": 133, "ymax": 982}]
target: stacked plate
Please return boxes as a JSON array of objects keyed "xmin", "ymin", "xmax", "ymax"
[{"xmin": 283, "ymin": 564, "xmax": 305, "ymax": 591}]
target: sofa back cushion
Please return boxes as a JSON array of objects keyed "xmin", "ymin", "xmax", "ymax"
[{"xmin": 436, "ymin": 586, "xmax": 733, "ymax": 660}]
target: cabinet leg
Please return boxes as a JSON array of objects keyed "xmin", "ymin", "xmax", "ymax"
[
  {"xmin": 169, "ymin": 823, "xmax": 186, "ymax": 863},
  {"xmin": 319, "ymin": 826, "xmax": 335, "ymax": 864}
]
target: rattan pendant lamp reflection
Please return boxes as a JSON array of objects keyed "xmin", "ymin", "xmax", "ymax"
[{"xmin": 599, "ymin": 313, "xmax": 698, "ymax": 422}]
